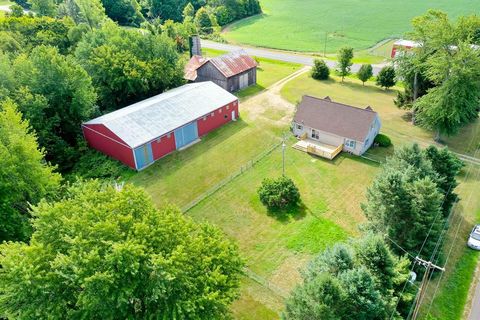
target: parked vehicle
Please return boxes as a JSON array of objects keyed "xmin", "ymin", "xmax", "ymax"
[{"xmin": 467, "ymin": 225, "xmax": 480, "ymax": 250}]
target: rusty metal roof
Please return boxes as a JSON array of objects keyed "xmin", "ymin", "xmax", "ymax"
[
  {"xmin": 207, "ymin": 50, "xmax": 257, "ymax": 78},
  {"xmin": 184, "ymin": 55, "xmax": 208, "ymax": 81},
  {"xmin": 293, "ymin": 95, "xmax": 379, "ymax": 142}
]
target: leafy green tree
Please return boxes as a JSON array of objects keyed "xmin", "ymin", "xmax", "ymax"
[
  {"xmin": 75, "ymin": 22, "xmax": 184, "ymax": 110},
  {"xmin": 183, "ymin": 2, "xmax": 194, "ymax": 20},
  {"xmin": 376, "ymin": 66, "xmax": 396, "ymax": 89},
  {"xmin": 258, "ymin": 176, "xmax": 300, "ymax": 210},
  {"xmin": 101, "ymin": 0, "xmax": 144, "ymax": 26},
  {"xmin": 12, "ymin": 0, "xmax": 30, "ymax": 9},
  {"xmin": 8, "ymin": 4, "xmax": 24, "ymax": 17},
  {"xmin": 75, "ymin": 0, "xmax": 108, "ymax": 28},
  {"xmin": 0, "ymin": 180, "xmax": 244, "ymax": 319},
  {"xmin": 0, "ymin": 31, "xmax": 23, "ymax": 55},
  {"xmin": 0, "ymin": 99, "xmax": 61, "ymax": 242},
  {"xmin": 28, "ymin": 0, "xmax": 57, "ymax": 16},
  {"xmin": 336, "ymin": 46, "xmax": 353, "ymax": 82},
  {"xmin": 357, "ymin": 64, "xmax": 373, "ymax": 85},
  {"xmin": 194, "ymin": 6, "xmax": 213, "ymax": 34},
  {"xmin": 424, "ymin": 146, "xmax": 463, "ymax": 217},
  {"xmin": 0, "ymin": 16, "xmax": 74, "ymax": 54},
  {"xmin": 11, "ymin": 45, "xmax": 96, "ymax": 171},
  {"xmin": 311, "ymin": 59, "xmax": 329, "ymax": 80}
]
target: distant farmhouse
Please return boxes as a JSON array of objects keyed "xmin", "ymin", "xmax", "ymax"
[
  {"xmin": 185, "ymin": 50, "xmax": 257, "ymax": 93},
  {"xmin": 82, "ymin": 82, "xmax": 239, "ymax": 170},
  {"xmin": 292, "ymin": 96, "xmax": 381, "ymax": 159}
]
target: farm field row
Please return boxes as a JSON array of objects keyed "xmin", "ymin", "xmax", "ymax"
[
  {"xmin": 128, "ymin": 65, "xmax": 480, "ymax": 318},
  {"xmin": 223, "ymin": 0, "xmax": 480, "ymax": 53}
]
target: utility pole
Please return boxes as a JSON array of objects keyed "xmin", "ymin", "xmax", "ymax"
[
  {"xmin": 411, "ymin": 257, "xmax": 445, "ymax": 320},
  {"xmin": 282, "ymin": 134, "xmax": 286, "ymax": 176}
]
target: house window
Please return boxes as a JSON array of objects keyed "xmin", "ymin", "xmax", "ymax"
[
  {"xmin": 311, "ymin": 129, "xmax": 319, "ymax": 140},
  {"xmin": 345, "ymin": 139, "xmax": 356, "ymax": 148},
  {"xmin": 211, "ymin": 112, "xmax": 215, "ymax": 117},
  {"xmin": 296, "ymin": 124, "xmax": 303, "ymax": 130}
]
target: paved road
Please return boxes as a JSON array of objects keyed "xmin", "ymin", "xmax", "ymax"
[
  {"xmin": 468, "ymin": 266, "xmax": 480, "ymax": 320},
  {"xmin": 201, "ymin": 40, "xmax": 387, "ymax": 75}
]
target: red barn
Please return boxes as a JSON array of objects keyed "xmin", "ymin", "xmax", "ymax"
[
  {"xmin": 391, "ymin": 39, "xmax": 421, "ymax": 58},
  {"xmin": 82, "ymin": 82, "xmax": 239, "ymax": 170}
]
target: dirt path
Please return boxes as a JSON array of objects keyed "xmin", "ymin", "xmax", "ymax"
[{"xmin": 241, "ymin": 66, "xmax": 310, "ymax": 125}]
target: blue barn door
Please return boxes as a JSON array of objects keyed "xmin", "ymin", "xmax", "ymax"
[
  {"xmin": 174, "ymin": 122, "xmax": 198, "ymax": 149},
  {"xmin": 134, "ymin": 143, "xmax": 154, "ymax": 170}
]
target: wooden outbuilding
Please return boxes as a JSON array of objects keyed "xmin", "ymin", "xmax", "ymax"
[{"xmin": 184, "ymin": 50, "xmax": 257, "ymax": 93}]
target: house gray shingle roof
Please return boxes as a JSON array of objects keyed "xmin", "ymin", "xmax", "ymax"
[{"xmin": 293, "ymin": 95, "xmax": 378, "ymax": 142}]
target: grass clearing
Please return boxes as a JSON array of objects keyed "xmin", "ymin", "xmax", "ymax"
[{"xmin": 223, "ymin": 0, "xmax": 480, "ymax": 53}]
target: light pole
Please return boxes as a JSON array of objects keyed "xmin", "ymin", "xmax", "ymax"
[{"xmin": 282, "ymin": 134, "xmax": 286, "ymax": 176}]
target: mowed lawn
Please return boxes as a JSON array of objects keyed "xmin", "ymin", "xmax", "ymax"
[
  {"xmin": 224, "ymin": 0, "xmax": 480, "ymax": 53},
  {"xmin": 281, "ymin": 74, "xmax": 480, "ymax": 319}
]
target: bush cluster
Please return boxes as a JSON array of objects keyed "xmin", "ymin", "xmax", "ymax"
[
  {"xmin": 374, "ymin": 133, "xmax": 392, "ymax": 147},
  {"xmin": 258, "ymin": 176, "xmax": 300, "ymax": 210},
  {"xmin": 311, "ymin": 59, "xmax": 330, "ymax": 80}
]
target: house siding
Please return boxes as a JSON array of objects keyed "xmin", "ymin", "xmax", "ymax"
[
  {"xmin": 82, "ymin": 124, "xmax": 136, "ymax": 169},
  {"xmin": 292, "ymin": 118, "xmax": 380, "ymax": 156}
]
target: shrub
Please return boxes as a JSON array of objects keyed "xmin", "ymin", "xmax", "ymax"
[
  {"xmin": 311, "ymin": 59, "xmax": 330, "ymax": 80},
  {"xmin": 374, "ymin": 133, "xmax": 392, "ymax": 147},
  {"xmin": 258, "ymin": 176, "xmax": 300, "ymax": 210},
  {"xmin": 69, "ymin": 149, "xmax": 128, "ymax": 180}
]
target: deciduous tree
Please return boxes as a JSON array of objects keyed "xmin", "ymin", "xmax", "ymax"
[
  {"xmin": 357, "ymin": 64, "xmax": 373, "ymax": 85},
  {"xmin": 29, "ymin": 0, "xmax": 57, "ymax": 16},
  {"xmin": 376, "ymin": 66, "xmax": 396, "ymax": 89},
  {"xmin": 0, "ymin": 99, "xmax": 61, "ymax": 242},
  {"xmin": 337, "ymin": 46, "xmax": 353, "ymax": 82},
  {"xmin": 0, "ymin": 181, "xmax": 244, "ymax": 319},
  {"xmin": 311, "ymin": 59, "xmax": 330, "ymax": 80}
]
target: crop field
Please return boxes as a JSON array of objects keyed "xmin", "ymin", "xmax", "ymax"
[{"xmin": 223, "ymin": 0, "xmax": 480, "ymax": 53}]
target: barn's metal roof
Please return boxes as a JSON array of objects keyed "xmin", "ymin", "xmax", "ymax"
[
  {"xmin": 84, "ymin": 82, "xmax": 237, "ymax": 149},
  {"xmin": 206, "ymin": 50, "xmax": 257, "ymax": 78},
  {"xmin": 394, "ymin": 39, "xmax": 422, "ymax": 48},
  {"xmin": 184, "ymin": 55, "xmax": 208, "ymax": 81}
]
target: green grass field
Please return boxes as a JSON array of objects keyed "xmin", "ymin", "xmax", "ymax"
[
  {"xmin": 125, "ymin": 66, "xmax": 480, "ymax": 318},
  {"xmin": 223, "ymin": 0, "xmax": 480, "ymax": 53}
]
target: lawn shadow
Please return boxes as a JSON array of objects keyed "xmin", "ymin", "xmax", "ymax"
[{"xmin": 266, "ymin": 201, "xmax": 309, "ymax": 224}]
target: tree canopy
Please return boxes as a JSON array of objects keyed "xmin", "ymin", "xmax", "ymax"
[
  {"xmin": 337, "ymin": 46, "xmax": 353, "ymax": 82},
  {"xmin": 357, "ymin": 64, "xmax": 373, "ymax": 85},
  {"xmin": 0, "ymin": 99, "xmax": 61, "ymax": 242},
  {"xmin": 75, "ymin": 22, "xmax": 184, "ymax": 111},
  {"xmin": 0, "ymin": 180, "xmax": 244, "ymax": 319}
]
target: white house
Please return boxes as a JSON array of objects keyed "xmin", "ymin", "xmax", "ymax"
[{"xmin": 292, "ymin": 95, "xmax": 381, "ymax": 158}]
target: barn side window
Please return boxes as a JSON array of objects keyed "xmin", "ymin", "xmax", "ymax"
[
  {"xmin": 167, "ymin": 133, "xmax": 171, "ymax": 138},
  {"xmin": 156, "ymin": 137, "xmax": 161, "ymax": 143},
  {"xmin": 219, "ymin": 108, "xmax": 223, "ymax": 113},
  {"xmin": 211, "ymin": 112, "xmax": 214, "ymax": 117},
  {"xmin": 226, "ymin": 105, "xmax": 230, "ymax": 110},
  {"xmin": 203, "ymin": 116, "xmax": 207, "ymax": 121}
]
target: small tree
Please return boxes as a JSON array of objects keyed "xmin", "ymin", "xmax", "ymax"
[
  {"xmin": 194, "ymin": 7, "xmax": 213, "ymax": 34},
  {"xmin": 8, "ymin": 4, "xmax": 24, "ymax": 17},
  {"xmin": 311, "ymin": 59, "xmax": 330, "ymax": 80},
  {"xmin": 357, "ymin": 64, "xmax": 373, "ymax": 85},
  {"xmin": 337, "ymin": 46, "xmax": 354, "ymax": 82},
  {"xmin": 258, "ymin": 176, "xmax": 300, "ymax": 210},
  {"xmin": 182, "ymin": 2, "xmax": 194, "ymax": 21},
  {"xmin": 376, "ymin": 66, "xmax": 396, "ymax": 89}
]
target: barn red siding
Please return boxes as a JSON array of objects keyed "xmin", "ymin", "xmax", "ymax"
[
  {"xmin": 197, "ymin": 100, "xmax": 239, "ymax": 136},
  {"xmin": 82, "ymin": 124, "xmax": 136, "ymax": 169},
  {"xmin": 151, "ymin": 132, "xmax": 177, "ymax": 160}
]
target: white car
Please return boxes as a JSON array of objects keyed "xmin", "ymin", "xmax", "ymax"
[{"xmin": 467, "ymin": 225, "xmax": 480, "ymax": 250}]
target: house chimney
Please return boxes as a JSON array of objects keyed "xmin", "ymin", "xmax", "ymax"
[{"xmin": 189, "ymin": 35, "xmax": 202, "ymax": 57}]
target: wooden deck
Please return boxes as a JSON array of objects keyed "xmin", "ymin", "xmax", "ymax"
[{"xmin": 293, "ymin": 139, "xmax": 343, "ymax": 160}]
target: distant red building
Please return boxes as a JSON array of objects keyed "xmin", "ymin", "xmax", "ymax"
[
  {"xmin": 82, "ymin": 82, "xmax": 239, "ymax": 170},
  {"xmin": 391, "ymin": 39, "xmax": 421, "ymax": 58}
]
